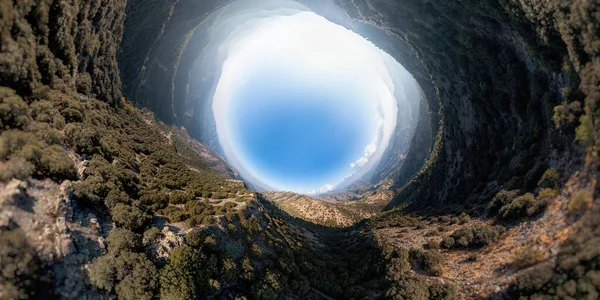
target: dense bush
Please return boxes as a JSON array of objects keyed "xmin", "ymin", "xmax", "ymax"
[
  {"xmin": 143, "ymin": 227, "xmax": 163, "ymax": 244},
  {"xmin": 386, "ymin": 277, "xmax": 429, "ymax": 300},
  {"xmin": 0, "ymin": 88, "xmax": 31, "ymax": 130},
  {"xmin": 538, "ymin": 168, "xmax": 559, "ymax": 188},
  {"xmin": 409, "ymin": 249, "xmax": 445, "ymax": 276},
  {"xmin": 111, "ymin": 203, "xmax": 152, "ymax": 232},
  {"xmin": 441, "ymin": 237, "xmax": 455, "ymax": 249},
  {"xmin": 442, "ymin": 225, "xmax": 505, "ymax": 249},
  {"xmin": 568, "ymin": 189, "xmax": 593, "ymax": 212},
  {"xmin": 170, "ymin": 191, "xmax": 194, "ymax": 204},
  {"xmin": 65, "ymin": 123, "xmax": 103, "ymax": 156},
  {"xmin": 498, "ymin": 193, "xmax": 545, "ymax": 220},
  {"xmin": 160, "ymin": 246, "xmax": 211, "ymax": 300},
  {"xmin": 139, "ymin": 192, "xmax": 169, "ymax": 211},
  {"xmin": 89, "ymin": 252, "xmax": 158, "ymax": 300},
  {"xmin": 428, "ymin": 282, "xmax": 458, "ymax": 300},
  {"xmin": 160, "ymin": 206, "xmax": 189, "ymax": 222},
  {"xmin": 0, "ymin": 130, "xmax": 76, "ymax": 183},
  {"xmin": 487, "ymin": 189, "xmax": 520, "ymax": 217},
  {"xmin": 0, "ymin": 228, "xmax": 52, "ymax": 299},
  {"xmin": 107, "ymin": 228, "xmax": 143, "ymax": 254}
]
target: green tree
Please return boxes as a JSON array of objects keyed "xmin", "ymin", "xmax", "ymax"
[
  {"xmin": 111, "ymin": 203, "xmax": 152, "ymax": 232},
  {"xmin": 107, "ymin": 228, "xmax": 142, "ymax": 254},
  {"xmin": 160, "ymin": 246, "xmax": 211, "ymax": 300}
]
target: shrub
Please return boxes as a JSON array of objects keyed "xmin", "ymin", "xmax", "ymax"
[
  {"xmin": 139, "ymin": 192, "xmax": 169, "ymax": 211},
  {"xmin": 386, "ymin": 250, "xmax": 411, "ymax": 281},
  {"xmin": 568, "ymin": 189, "xmax": 593, "ymax": 212},
  {"xmin": 409, "ymin": 249, "xmax": 444, "ymax": 276},
  {"xmin": 185, "ymin": 200, "xmax": 210, "ymax": 216},
  {"xmin": 34, "ymin": 145, "xmax": 77, "ymax": 181},
  {"xmin": 443, "ymin": 225, "xmax": 504, "ymax": 249},
  {"xmin": 104, "ymin": 190, "xmax": 131, "ymax": 209},
  {"xmin": 111, "ymin": 203, "xmax": 152, "ymax": 232},
  {"xmin": 89, "ymin": 252, "xmax": 158, "ymax": 299},
  {"xmin": 107, "ymin": 228, "xmax": 143, "ymax": 254},
  {"xmin": 386, "ymin": 277, "xmax": 429, "ymax": 300},
  {"xmin": 201, "ymin": 191, "xmax": 212, "ymax": 198},
  {"xmin": 428, "ymin": 282, "xmax": 458, "ymax": 300},
  {"xmin": 65, "ymin": 123, "xmax": 102, "ymax": 155},
  {"xmin": 499, "ymin": 193, "xmax": 544, "ymax": 220},
  {"xmin": 223, "ymin": 202, "xmax": 237, "ymax": 210},
  {"xmin": 513, "ymin": 246, "xmax": 544, "ymax": 269},
  {"xmin": 0, "ymin": 157, "xmax": 35, "ymax": 181},
  {"xmin": 0, "ymin": 228, "xmax": 52, "ymax": 299},
  {"xmin": 185, "ymin": 229, "xmax": 207, "ymax": 248},
  {"xmin": 213, "ymin": 192, "xmax": 228, "ymax": 199},
  {"xmin": 538, "ymin": 168, "xmax": 559, "ymax": 188},
  {"xmin": 185, "ymin": 216, "xmax": 199, "ymax": 229},
  {"xmin": 552, "ymin": 101, "xmax": 581, "ymax": 129},
  {"xmin": 169, "ymin": 191, "xmax": 194, "ymax": 204},
  {"xmin": 0, "ymin": 88, "xmax": 31, "ymax": 130},
  {"xmin": 575, "ymin": 109, "xmax": 593, "ymax": 146},
  {"xmin": 160, "ymin": 206, "xmax": 189, "ymax": 222},
  {"xmin": 143, "ymin": 227, "xmax": 163, "ymax": 244},
  {"xmin": 488, "ymin": 189, "xmax": 520, "ymax": 217},
  {"xmin": 536, "ymin": 188, "xmax": 557, "ymax": 201},
  {"xmin": 458, "ymin": 212, "xmax": 471, "ymax": 224},
  {"xmin": 441, "ymin": 237, "xmax": 455, "ymax": 249},
  {"xmin": 425, "ymin": 240, "xmax": 440, "ymax": 250},
  {"xmin": 160, "ymin": 246, "xmax": 210, "ymax": 300},
  {"xmin": 439, "ymin": 216, "xmax": 451, "ymax": 224}
]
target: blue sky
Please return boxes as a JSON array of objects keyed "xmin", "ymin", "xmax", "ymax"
[
  {"xmin": 208, "ymin": 10, "xmax": 417, "ymax": 194},
  {"xmin": 227, "ymin": 76, "xmax": 375, "ymax": 192}
]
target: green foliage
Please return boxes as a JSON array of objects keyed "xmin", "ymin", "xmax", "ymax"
[
  {"xmin": 575, "ymin": 107, "xmax": 594, "ymax": 146},
  {"xmin": 386, "ymin": 277, "xmax": 429, "ymax": 300},
  {"xmin": 139, "ymin": 192, "xmax": 169, "ymax": 211},
  {"xmin": 107, "ymin": 228, "xmax": 143, "ymax": 255},
  {"xmin": 428, "ymin": 282, "xmax": 458, "ymax": 300},
  {"xmin": 487, "ymin": 189, "xmax": 520, "ymax": 217},
  {"xmin": 458, "ymin": 212, "xmax": 471, "ymax": 224},
  {"xmin": 442, "ymin": 225, "xmax": 505, "ymax": 249},
  {"xmin": 160, "ymin": 246, "xmax": 210, "ymax": 300},
  {"xmin": 538, "ymin": 168, "xmax": 559, "ymax": 188},
  {"xmin": 160, "ymin": 206, "xmax": 189, "ymax": 222},
  {"xmin": 409, "ymin": 249, "xmax": 444, "ymax": 276},
  {"xmin": 170, "ymin": 191, "xmax": 194, "ymax": 204},
  {"xmin": 0, "ymin": 228, "xmax": 52, "ymax": 299},
  {"xmin": 111, "ymin": 203, "xmax": 152, "ymax": 232},
  {"xmin": 65, "ymin": 123, "xmax": 103, "ymax": 156},
  {"xmin": 441, "ymin": 237, "xmax": 455, "ymax": 249},
  {"xmin": 0, "ymin": 130, "xmax": 76, "ymax": 183},
  {"xmin": 537, "ymin": 188, "xmax": 557, "ymax": 201},
  {"xmin": 185, "ymin": 229, "xmax": 207, "ymax": 248},
  {"xmin": 568, "ymin": 189, "xmax": 593, "ymax": 212},
  {"xmin": 0, "ymin": 88, "xmax": 31, "ymax": 130},
  {"xmin": 552, "ymin": 101, "xmax": 582, "ymax": 129},
  {"xmin": 89, "ymin": 252, "xmax": 158, "ymax": 300},
  {"xmin": 0, "ymin": 157, "xmax": 35, "ymax": 181},
  {"xmin": 498, "ymin": 193, "xmax": 545, "ymax": 220},
  {"xmin": 143, "ymin": 227, "xmax": 163, "ymax": 243},
  {"xmin": 224, "ymin": 202, "xmax": 237, "ymax": 210}
]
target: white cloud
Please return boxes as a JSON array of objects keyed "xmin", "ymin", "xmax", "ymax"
[{"xmin": 198, "ymin": 2, "xmax": 419, "ymax": 194}]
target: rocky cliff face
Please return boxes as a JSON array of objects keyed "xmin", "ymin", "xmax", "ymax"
[{"xmin": 119, "ymin": 0, "xmax": 598, "ymax": 211}]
